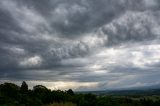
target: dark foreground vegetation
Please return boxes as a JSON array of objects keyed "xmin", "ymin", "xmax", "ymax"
[{"xmin": 1, "ymin": 82, "xmax": 160, "ymax": 106}]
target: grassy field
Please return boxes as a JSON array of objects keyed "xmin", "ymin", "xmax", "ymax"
[{"xmin": 45, "ymin": 102, "xmax": 77, "ymax": 106}]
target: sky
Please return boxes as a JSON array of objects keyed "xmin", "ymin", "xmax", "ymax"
[{"xmin": 0, "ymin": 0, "xmax": 160, "ymax": 91}]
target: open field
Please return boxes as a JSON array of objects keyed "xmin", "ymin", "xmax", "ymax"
[{"xmin": 45, "ymin": 102, "xmax": 76, "ymax": 106}]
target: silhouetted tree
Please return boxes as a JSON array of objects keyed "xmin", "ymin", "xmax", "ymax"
[
  {"xmin": 20, "ymin": 81, "xmax": 28, "ymax": 93},
  {"xmin": 66, "ymin": 89, "xmax": 74, "ymax": 95},
  {"xmin": 0, "ymin": 83, "xmax": 20, "ymax": 98},
  {"xmin": 33, "ymin": 85, "xmax": 52, "ymax": 104}
]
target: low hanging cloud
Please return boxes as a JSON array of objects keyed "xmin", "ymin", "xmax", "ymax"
[{"xmin": 0, "ymin": 0, "xmax": 160, "ymax": 90}]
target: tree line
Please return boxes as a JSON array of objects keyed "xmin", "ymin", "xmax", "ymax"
[{"xmin": 1, "ymin": 81, "xmax": 160, "ymax": 106}]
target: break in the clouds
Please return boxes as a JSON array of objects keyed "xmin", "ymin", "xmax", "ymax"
[{"xmin": 0, "ymin": 0, "xmax": 160, "ymax": 91}]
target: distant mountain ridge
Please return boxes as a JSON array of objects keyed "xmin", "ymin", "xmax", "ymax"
[
  {"xmin": 123, "ymin": 84, "xmax": 160, "ymax": 90},
  {"xmin": 77, "ymin": 84, "xmax": 160, "ymax": 95}
]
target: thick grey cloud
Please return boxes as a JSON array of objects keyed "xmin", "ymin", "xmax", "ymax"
[{"xmin": 0, "ymin": 0, "xmax": 160, "ymax": 90}]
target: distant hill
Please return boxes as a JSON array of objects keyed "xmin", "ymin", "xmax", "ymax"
[
  {"xmin": 78, "ymin": 89, "xmax": 160, "ymax": 96},
  {"xmin": 77, "ymin": 84, "xmax": 160, "ymax": 96},
  {"xmin": 120, "ymin": 84, "xmax": 160, "ymax": 90}
]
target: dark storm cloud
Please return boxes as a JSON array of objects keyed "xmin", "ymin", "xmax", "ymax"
[
  {"xmin": 5, "ymin": 0, "xmax": 157, "ymax": 38},
  {"xmin": 1, "ymin": 0, "xmax": 160, "ymax": 90},
  {"xmin": 100, "ymin": 11, "xmax": 160, "ymax": 46},
  {"xmin": 22, "ymin": 0, "xmax": 126, "ymax": 37}
]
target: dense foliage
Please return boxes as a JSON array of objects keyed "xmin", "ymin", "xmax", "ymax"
[{"xmin": 1, "ymin": 82, "xmax": 160, "ymax": 106}]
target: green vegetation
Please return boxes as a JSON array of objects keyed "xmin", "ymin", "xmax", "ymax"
[
  {"xmin": 1, "ymin": 82, "xmax": 160, "ymax": 106},
  {"xmin": 45, "ymin": 102, "xmax": 76, "ymax": 106}
]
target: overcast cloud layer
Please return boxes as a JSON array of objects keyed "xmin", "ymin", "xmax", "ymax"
[{"xmin": 1, "ymin": 0, "xmax": 160, "ymax": 91}]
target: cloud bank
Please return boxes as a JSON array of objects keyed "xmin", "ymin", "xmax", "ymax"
[{"xmin": 0, "ymin": 0, "xmax": 160, "ymax": 90}]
